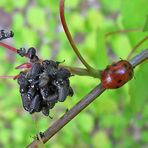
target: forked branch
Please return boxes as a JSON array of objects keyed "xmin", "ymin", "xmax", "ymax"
[{"xmin": 27, "ymin": 49, "xmax": 148, "ymax": 148}]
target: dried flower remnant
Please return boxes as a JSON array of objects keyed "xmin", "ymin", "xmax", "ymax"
[{"xmin": 0, "ymin": 31, "xmax": 74, "ymax": 116}]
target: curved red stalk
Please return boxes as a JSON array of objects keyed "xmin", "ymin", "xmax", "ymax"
[
  {"xmin": 0, "ymin": 42, "xmax": 17, "ymax": 53},
  {"xmin": 60, "ymin": 0, "xmax": 94, "ymax": 71}
]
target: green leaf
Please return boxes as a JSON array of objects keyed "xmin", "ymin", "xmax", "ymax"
[
  {"xmin": 143, "ymin": 15, "xmax": 148, "ymax": 31},
  {"xmin": 121, "ymin": 0, "xmax": 147, "ymax": 28},
  {"xmin": 121, "ymin": 0, "xmax": 147, "ymax": 58},
  {"xmin": 129, "ymin": 62, "xmax": 148, "ymax": 113}
]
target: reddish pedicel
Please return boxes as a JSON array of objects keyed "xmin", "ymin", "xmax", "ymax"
[{"xmin": 101, "ymin": 60, "xmax": 134, "ymax": 89}]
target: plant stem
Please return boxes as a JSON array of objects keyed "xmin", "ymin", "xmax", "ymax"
[
  {"xmin": 60, "ymin": 0, "xmax": 94, "ymax": 71},
  {"xmin": 61, "ymin": 65, "xmax": 101, "ymax": 78},
  {"xmin": 129, "ymin": 49, "xmax": 148, "ymax": 67},
  {"xmin": 27, "ymin": 84, "xmax": 106, "ymax": 148},
  {"xmin": 105, "ymin": 28, "xmax": 142, "ymax": 39},
  {"xmin": 0, "ymin": 42, "xmax": 17, "ymax": 53}
]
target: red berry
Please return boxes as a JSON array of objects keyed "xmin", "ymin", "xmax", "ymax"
[{"xmin": 101, "ymin": 60, "xmax": 134, "ymax": 89}]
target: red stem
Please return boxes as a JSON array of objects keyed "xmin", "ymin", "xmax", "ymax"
[
  {"xmin": 0, "ymin": 42, "xmax": 17, "ymax": 53},
  {"xmin": 60, "ymin": 0, "xmax": 93, "ymax": 71}
]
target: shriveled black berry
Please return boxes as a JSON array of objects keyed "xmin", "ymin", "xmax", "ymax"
[
  {"xmin": 40, "ymin": 85, "xmax": 51, "ymax": 99},
  {"xmin": 56, "ymin": 68, "xmax": 71, "ymax": 79},
  {"xmin": 38, "ymin": 72, "xmax": 51, "ymax": 87},
  {"xmin": 42, "ymin": 60, "xmax": 58, "ymax": 77},
  {"xmin": 27, "ymin": 86, "xmax": 36, "ymax": 100},
  {"xmin": 46, "ymin": 94, "xmax": 58, "ymax": 103},
  {"xmin": 28, "ymin": 62, "xmax": 43, "ymax": 84},
  {"xmin": 27, "ymin": 47, "xmax": 36, "ymax": 59},
  {"xmin": 69, "ymin": 87, "xmax": 74, "ymax": 97},
  {"xmin": 42, "ymin": 60, "xmax": 58, "ymax": 69},
  {"xmin": 42, "ymin": 106, "xmax": 50, "ymax": 116},
  {"xmin": 17, "ymin": 72, "xmax": 29, "ymax": 93},
  {"xmin": 29, "ymin": 94, "xmax": 42, "ymax": 114},
  {"xmin": 53, "ymin": 79, "xmax": 70, "ymax": 102},
  {"xmin": 21, "ymin": 93, "xmax": 31, "ymax": 111}
]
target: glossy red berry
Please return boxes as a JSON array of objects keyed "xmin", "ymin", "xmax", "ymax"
[{"xmin": 101, "ymin": 60, "xmax": 134, "ymax": 89}]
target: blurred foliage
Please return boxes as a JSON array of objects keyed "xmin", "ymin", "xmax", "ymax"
[{"xmin": 0, "ymin": 0, "xmax": 147, "ymax": 147}]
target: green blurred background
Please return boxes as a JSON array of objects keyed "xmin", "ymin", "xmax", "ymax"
[{"xmin": 0, "ymin": 0, "xmax": 147, "ymax": 147}]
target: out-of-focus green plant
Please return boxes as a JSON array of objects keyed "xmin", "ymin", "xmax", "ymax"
[{"xmin": 0, "ymin": 0, "xmax": 147, "ymax": 147}]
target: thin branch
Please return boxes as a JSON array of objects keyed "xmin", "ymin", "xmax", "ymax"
[
  {"xmin": 27, "ymin": 49, "xmax": 148, "ymax": 148},
  {"xmin": 129, "ymin": 49, "xmax": 148, "ymax": 67},
  {"xmin": 0, "ymin": 42, "xmax": 28, "ymax": 58},
  {"xmin": 0, "ymin": 42, "xmax": 17, "ymax": 53},
  {"xmin": 27, "ymin": 84, "xmax": 105, "ymax": 148}
]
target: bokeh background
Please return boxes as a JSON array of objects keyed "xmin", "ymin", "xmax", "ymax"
[{"xmin": 0, "ymin": 0, "xmax": 147, "ymax": 147}]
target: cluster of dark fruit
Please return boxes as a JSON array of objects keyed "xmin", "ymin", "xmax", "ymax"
[
  {"xmin": 0, "ymin": 29, "xmax": 14, "ymax": 40},
  {"xmin": 0, "ymin": 30, "xmax": 73, "ymax": 116},
  {"xmin": 17, "ymin": 47, "xmax": 74, "ymax": 116}
]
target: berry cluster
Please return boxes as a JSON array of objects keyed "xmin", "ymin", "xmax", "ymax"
[{"xmin": 17, "ymin": 47, "xmax": 73, "ymax": 116}]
